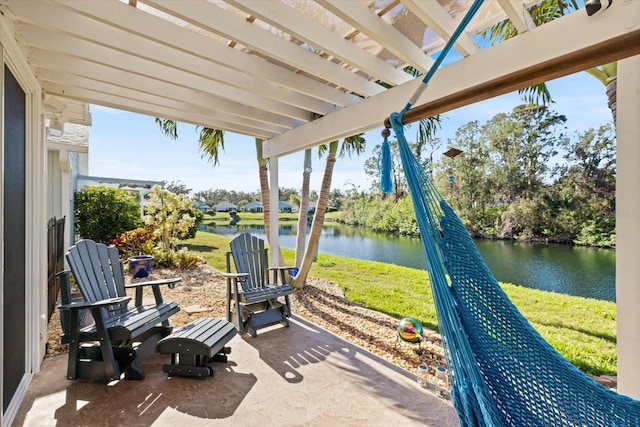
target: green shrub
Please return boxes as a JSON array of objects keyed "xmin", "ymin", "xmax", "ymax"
[
  {"xmin": 144, "ymin": 186, "xmax": 196, "ymax": 253},
  {"xmin": 174, "ymin": 247, "xmax": 203, "ymax": 269},
  {"xmin": 74, "ymin": 186, "xmax": 142, "ymax": 243},
  {"xmin": 111, "ymin": 226, "xmax": 157, "ymax": 259},
  {"xmin": 182, "ymin": 207, "xmax": 204, "ymax": 239},
  {"xmin": 151, "ymin": 248, "xmax": 176, "ymax": 268}
]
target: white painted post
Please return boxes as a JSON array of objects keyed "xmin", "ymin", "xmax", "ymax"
[{"xmin": 616, "ymin": 54, "xmax": 640, "ymax": 399}]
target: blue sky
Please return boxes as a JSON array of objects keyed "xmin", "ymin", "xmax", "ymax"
[{"xmin": 88, "ymin": 70, "xmax": 610, "ymax": 195}]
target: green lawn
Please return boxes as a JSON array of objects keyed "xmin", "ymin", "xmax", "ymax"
[{"xmin": 180, "ymin": 230, "xmax": 618, "ymax": 377}]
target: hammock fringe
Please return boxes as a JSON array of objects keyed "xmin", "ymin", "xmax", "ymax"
[{"xmin": 379, "ymin": 135, "xmax": 393, "ymax": 194}]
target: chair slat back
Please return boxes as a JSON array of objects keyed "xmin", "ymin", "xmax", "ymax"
[
  {"xmin": 66, "ymin": 239, "xmax": 127, "ymax": 319},
  {"xmin": 229, "ymin": 233, "xmax": 269, "ymax": 290}
]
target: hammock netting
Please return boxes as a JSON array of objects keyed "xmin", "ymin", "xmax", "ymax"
[{"xmin": 387, "ymin": 111, "xmax": 640, "ymax": 426}]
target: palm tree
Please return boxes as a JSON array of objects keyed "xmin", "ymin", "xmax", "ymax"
[
  {"xmin": 483, "ymin": 0, "xmax": 617, "ymax": 122},
  {"xmin": 291, "ymin": 134, "xmax": 366, "ymax": 288},
  {"xmin": 156, "ymin": 120, "xmax": 287, "ymax": 264},
  {"xmin": 294, "ymin": 149, "xmax": 312, "ymax": 268},
  {"xmin": 585, "ymin": 62, "xmax": 617, "ymax": 122},
  {"xmin": 155, "ymin": 120, "xmax": 262, "ymax": 233}
]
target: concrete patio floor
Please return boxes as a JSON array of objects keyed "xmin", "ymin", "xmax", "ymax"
[{"xmin": 14, "ymin": 316, "xmax": 459, "ymax": 426}]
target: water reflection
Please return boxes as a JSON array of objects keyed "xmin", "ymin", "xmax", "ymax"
[{"xmin": 202, "ymin": 222, "xmax": 615, "ymax": 301}]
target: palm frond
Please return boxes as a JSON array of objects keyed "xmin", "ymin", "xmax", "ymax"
[
  {"xmin": 518, "ymin": 83, "xmax": 554, "ymax": 105},
  {"xmin": 339, "ymin": 134, "xmax": 366, "ymax": 159},
  {"xmin": 197, "ymin": 127, "xmax": 225, "ymax": 166},
  {"xmin": 155, "ymin": 118, "xmax": 178, "ymax": 140}
]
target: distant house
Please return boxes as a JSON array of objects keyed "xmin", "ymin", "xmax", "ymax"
[
  {"xmin": 279, "ymin": 201, "xmax": 293, "ymax": 213},
  {"xmin": 244, "ymin": 201, "xmax": 263, "ymax": 213},
  {"xmin": 195, "ymin": 202, "xmax": 210, "ymax": 213},
  {"xmin": 307, "ymin": 201, "xmax": 317, "ymax": 213},
  {"xmin": 292, "ymin": 200, "xmax": 316, "ymax": 214},
  {"xmin": 213, "ymin": 201, "xmax": 238, "ymax": 212}
]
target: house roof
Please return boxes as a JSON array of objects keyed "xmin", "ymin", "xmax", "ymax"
[
  {"xmin": 46, "ymin": 122, "xmax": 89, "ymax": 153},
  {"xmin": 77, "ymin": 175, "xmax": 165, "ymax": 189},
  {"xmin": 214, "ymin": 201, "xmax": 238, "ymax": 208},
  {"xmin": 3, "ymin": 0, "xmax": 639, "ymax": 158}
]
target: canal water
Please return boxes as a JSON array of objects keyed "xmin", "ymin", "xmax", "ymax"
[{"xmin": 203, "ymin": 222, "xmax": 616, "ymax": 302}]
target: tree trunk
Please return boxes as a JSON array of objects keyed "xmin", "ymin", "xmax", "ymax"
[
  {"xmin": 294, "ymin": 149, "xmax": 311, "ymax": 267},
  {"xmin": 256, "ymin": 139, "xmax": 271, "ymax": 241},
  {"xmin": 291, "ymin": 142, "xmax": 337, "ymax": 288},
  {"xmin": 606, "ymin": 75, "xmax": 617, "ymax": 124},
  {"xmin": 255, "ymin": 138, "xmax": 285, "ymax": 266}
]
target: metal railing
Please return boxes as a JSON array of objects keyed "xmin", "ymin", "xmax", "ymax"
[{"xmin": 46, "ymin": 216, "xmax": 66, "ymax": 321}]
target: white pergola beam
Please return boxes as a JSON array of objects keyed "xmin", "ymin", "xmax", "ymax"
[
  {"xmin": 54, "ymin": 0, "xmax": 358, "ymax": 108},
  {"xmin": 402, "ymin": 0, "xmax": 480, "ymax": 57},
  {"xmin": 29, "ymin": 49, "xmax": 299, "ymax": 130},
  {"xmin": 227, "ymin": 0, "xmax": 412, "ymax": 86},
  {"xmin": 17, "ymin": 25, "xmax": 311, "ymax": 122},
  {"xmin": 497, "ymin": 0, "xmax": 536, "ymax": 33},
  {"xmin": 264, "ymin": 1, "xmax": 640, "ymax": 157},
  {"xmin": 38, "ymin": 70, "xmax": 291, "ymax": 135},
  {"xmin": 144, "ymin": 0, "xmax": 385, "ymax": 97},
  {"xmin": 18, "ymin": 0, "xmax": 330, "ymax": 115},
  {"xmin": 317, "ymin": 0, "xmax": 435, "ymax": 73}
]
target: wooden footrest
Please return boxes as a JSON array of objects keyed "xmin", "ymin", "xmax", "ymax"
[{"xmin": 157, "ymin": 317, "xmax": 236, "ymax": 378}]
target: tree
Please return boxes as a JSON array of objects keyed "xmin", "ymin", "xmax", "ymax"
[
  {"xmin": 434, "ymin": 121, "xmax": 491, "ymax": 233},
  {"xmin": 165, "ymin": 180, "xmax": 191, "ymax": 196},
  {"xmin": 432, "ymin": 106, "xmax": 567, "ymax": 239},
  {"xmin": 485, "ymin": 105, "xmax": 566, "ymax": 200},
  {"xmin": 294, "ymin": 149, "xmax": 312, "ymax": 268},
  {"xmin": 279, "ymin": 187, "xmax": 299, "ymax": 203},
  {"xmin": 291, "ymin": 134, "xmax": 366, "ymax": 288},
  {"xmin": 74, "ymin": 186, "xmax": 141, "ymax": 243},
  {"xmin": 364, "ymin": 137, "xmax": 438, "ymax": 198},
  {"xmin": 554, "ymin": 124, "xmax": 616, "ymax": 245},
  {"xmin": 328, "ymin": 189, "xmax": 345, "ymax": 211},
  {"xmin": 585, "ymin": 62, "xmax": 617, "ymax": 122},
  {"xmin": 144, "ymin": 186, "xmax": 197, "ymax": 254}
]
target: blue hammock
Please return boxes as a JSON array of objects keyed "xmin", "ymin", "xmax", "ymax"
[{"xmin": 387, "ymin": 111, "xmax": 640, "ymax": 426}]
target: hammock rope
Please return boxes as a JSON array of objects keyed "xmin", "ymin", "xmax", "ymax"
[{"xmin": 381, "ymin": 1, "xmax": 640, "ymax": 424}]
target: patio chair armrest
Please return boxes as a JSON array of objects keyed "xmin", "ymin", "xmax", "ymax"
[
  {"xmin": 267, "ymin": 266, "xmax": 296, "ymax": 272},
  {"xmin": 222, "ymin": 272, "xmax": 250, "ymax": 280},
  {"xmin": 60, "ymin": 296, "xmax": 131, "ymax": 310},
  {"xmin": 267, "ymin": 266, "xmax": 297, "ymax": 284},
  {"xmin": 125, "ymin": 277, "xmax": 182, "ymax": 289}
]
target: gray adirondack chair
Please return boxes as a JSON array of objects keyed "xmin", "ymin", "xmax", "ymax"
[
  {"xmin": 223, "ymin": 233, "xmax": 294, "ymax": 337},
  {"xmin": 59, "ymin": 239, "xmax": 181, "ymax": 381}
]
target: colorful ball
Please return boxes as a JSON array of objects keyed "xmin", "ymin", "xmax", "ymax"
[{"xmin": 397, "ymin": 317, "xmax": 423, "ymax": 343}]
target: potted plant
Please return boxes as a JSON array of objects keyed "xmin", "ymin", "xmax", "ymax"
[
  {"xmin": 127, "ymin": 254, "xmax": 154, "ymax": 278},
  {"xmin": 111, "ymin": 227, "xmax": 157, "ymax": 278}
]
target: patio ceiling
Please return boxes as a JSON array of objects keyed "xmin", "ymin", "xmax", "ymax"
[{"xmin": 3, "ymin": 0, "xmax": 640, "ymax": 157}]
